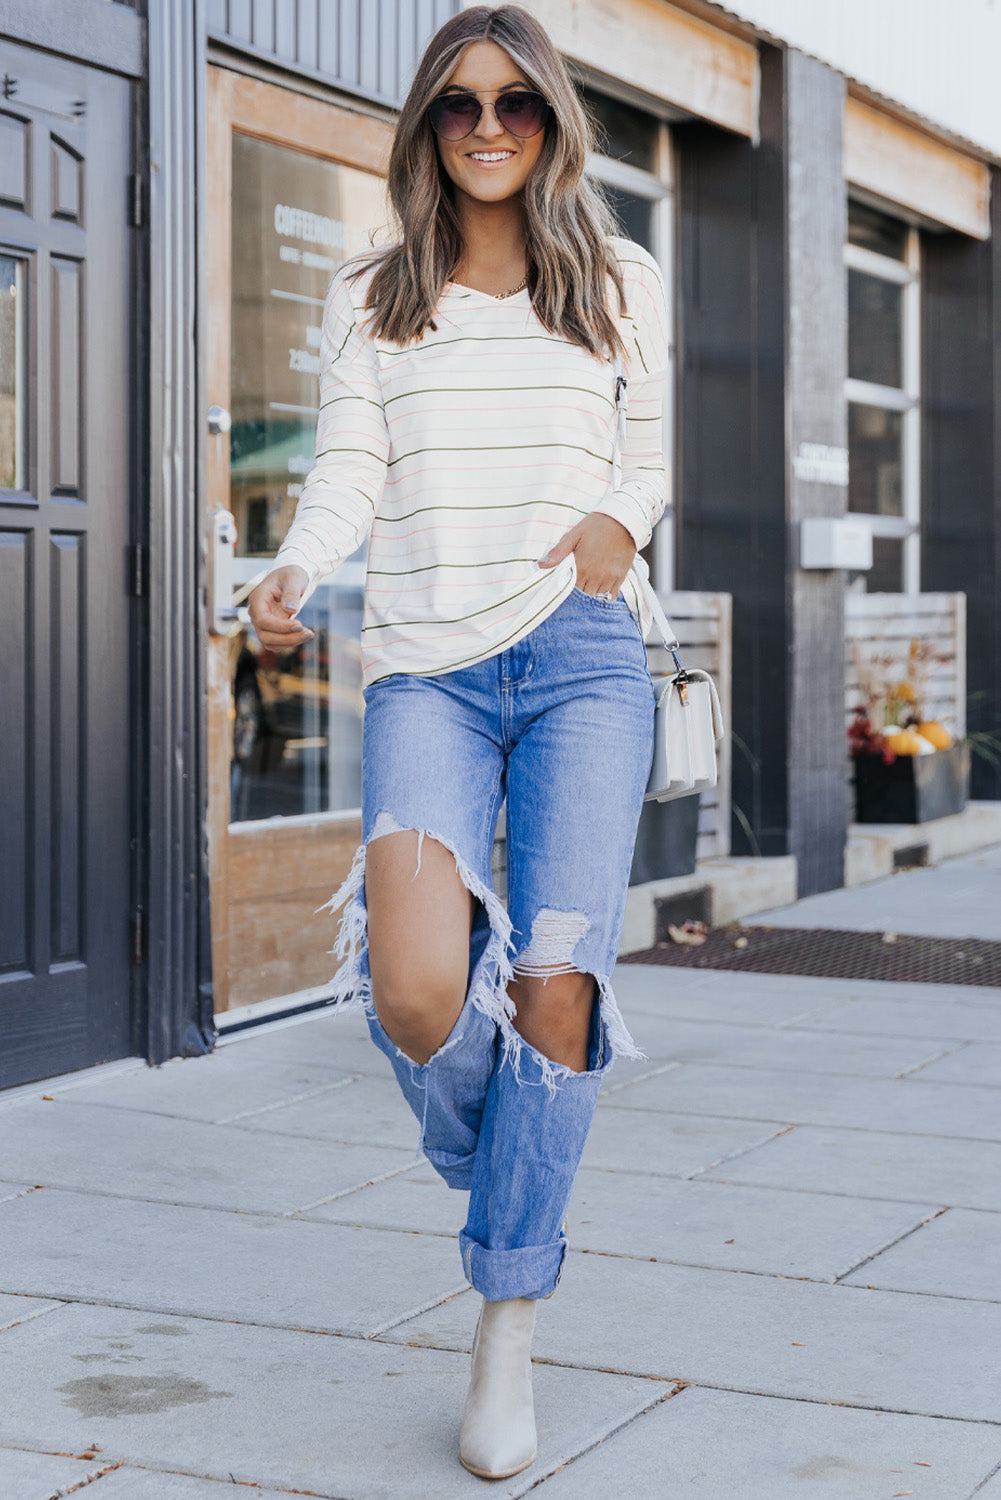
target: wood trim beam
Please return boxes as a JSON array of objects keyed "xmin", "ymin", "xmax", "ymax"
[
  {"xmin": 845, "ymin": 95, "xmax": 991, "ymax": 240},
  {"xmin": 480, "ymin": 0, "xmax": 759, "ymax": 139},
  {"xmin": 226, "ymin": 68, "xmax": 394, "ymax": 172}
]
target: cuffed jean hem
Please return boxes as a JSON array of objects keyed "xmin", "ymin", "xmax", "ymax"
[{"xmin": 459, "ymin": 1230, "xmax": 568, "ymax": 1302}]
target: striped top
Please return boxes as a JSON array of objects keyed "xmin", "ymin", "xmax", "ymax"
[{"xmin": 275, "ymin": 234, "xmax": 670, "ymax": 688}]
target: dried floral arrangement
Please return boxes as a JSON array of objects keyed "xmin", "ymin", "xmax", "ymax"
[{"xmin": 848, "ymin": 638, "xmax": 954, "ymax": 762}]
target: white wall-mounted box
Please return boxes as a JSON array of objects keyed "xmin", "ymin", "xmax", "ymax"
[{"xmin": 800, "ymin": 516, "xmax": 873, "ymax": 571}]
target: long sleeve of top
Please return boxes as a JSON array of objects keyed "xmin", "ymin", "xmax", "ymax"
[
  {"xmin": 592, "ymin": 248, "xmax": 670, "ymax": 551},
  {"xmin": 274, "ymin": 234, "xmax": 670, "ymax": 688},
  {"xmin": 273, "ymin": 271, "xmax": 390, "ymax": 591}
]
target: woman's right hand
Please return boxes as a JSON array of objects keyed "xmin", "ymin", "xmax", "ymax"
[{"xmin": 247, "ymin": 565, "xmax": 314, "ymax": 651}]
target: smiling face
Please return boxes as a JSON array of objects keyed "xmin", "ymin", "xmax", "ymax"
[{"xmin": 432, "ymin": 39, "xmax": 548, "ymax": 209}]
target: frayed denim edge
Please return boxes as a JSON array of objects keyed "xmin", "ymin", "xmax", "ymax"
[
  {"xmin": 315, "ymin": 812, "xmax": 519, "ymax": 1059},
  {"xmin": 315, "ymin": 811, "xmax": 645, "ymax": 1095}
]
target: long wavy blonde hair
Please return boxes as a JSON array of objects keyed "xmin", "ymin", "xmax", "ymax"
[{"xmin": 345, "ymin": 4, "xmax": 629, "ymax": 360}]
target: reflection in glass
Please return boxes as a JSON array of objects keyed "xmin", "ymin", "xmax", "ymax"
[
  {"xmin": 0, "ymin": 256, "xmax": 24, "ymax": 490},
  {"xmin": 230, "ymin": 133, "xmax": 385, "ymax": 563},
  {"xmin": 848, "ymin": 270, "xmax": 902, "ymax": 388},
  {"xmin": 848, "ymin": 200, "xmax": 907, "ymax": 260},
  {"xmin": 229, "ymin": 582, "xmax": 364, "ymax": 822},
  {"xmin": 600, "ymin": 182, "xmax": 652, "ymax": 250},
  {"xmin": 578, "ymin": 83, "xmax": 658, "ymax": 171},
  {"xmin": 228, "ymin": 132, "xmax": 387, "ymax": 822},
  {"xmin": 849, "ymin": 403, "xmax": 903, "ymax": 516}
]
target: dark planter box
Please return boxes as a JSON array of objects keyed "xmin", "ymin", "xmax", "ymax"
[
  {"xmin": 629, "ymin": 792, "xmax": 701, "ymax": 884},
  {"xmin": 853, "ymin": 742, "xmax": 971, "ymax": 825}
]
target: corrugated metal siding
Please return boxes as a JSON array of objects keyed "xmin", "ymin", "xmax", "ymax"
[
  {"xmin": 706, "ymin": 0, "xmax": 1001, "ymax": 160},
  {"xmin": 207, "ymin": 0, "xmax": 460, "ymax": 106}
]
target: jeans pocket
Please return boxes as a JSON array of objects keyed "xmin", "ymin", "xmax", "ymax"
[{"xmin": 571, "ymin": 585, "xmax": 627, "ymax": 609}]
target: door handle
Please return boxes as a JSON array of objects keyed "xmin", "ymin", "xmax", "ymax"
[{"xmin": 207, "ymin": 509, "xmax": 240, "ymax": 636}]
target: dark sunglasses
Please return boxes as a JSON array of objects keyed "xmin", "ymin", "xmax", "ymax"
[{"xmin": 427, "ymin": 89, "xmax": 552, "ymax": 141}]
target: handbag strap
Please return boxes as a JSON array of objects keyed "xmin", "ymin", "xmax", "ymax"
[
  {"xmin": 610, "ymin": 352, "xmax": 683, "ymax": 660},
  {"xmin": 637, "ymin": 570, "xmax": 685, "ymax": 661}
]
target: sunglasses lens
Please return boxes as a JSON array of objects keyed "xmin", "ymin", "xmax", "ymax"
[
  {"xmin": 428, "ymin": 94, "xmax": 481, "ymax": 139},
  {"xmin": 428, "ymin": 91, "xmax": 550, "ymax": 140},
  {"xmin": 495, "ymin": 91, "xmax": 548, "ymax": 136}
]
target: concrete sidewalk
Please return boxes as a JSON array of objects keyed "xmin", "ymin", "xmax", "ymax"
[
  {"xmin": 2, "ymin": 853, "xmax": 1001, "ymax": 1497},
  {"xmin": 750, "ymin": 844, "xmax": 1001, "ymax": 942}
]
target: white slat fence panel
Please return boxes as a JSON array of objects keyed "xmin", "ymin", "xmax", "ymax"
[{"xmin": 845, "ymin": 591, "xmax": 966, "ymax": 739}]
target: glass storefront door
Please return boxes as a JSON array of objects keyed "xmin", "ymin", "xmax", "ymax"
[
  {"xmin": 206, "ymin": 67, "xmax": 393, "ymax": 1018},
  {"xmin": 228, "ymin": 132, "xmax": 386, "ymax": 825}
]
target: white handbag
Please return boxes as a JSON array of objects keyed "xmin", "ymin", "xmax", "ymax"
[
  {"xmin": 637, "ymin": 572, "xmax": 725, "ymax": 802},
  {"xmin": 609, "ymin": 356, "xmax": 725, "ymax": 803}
]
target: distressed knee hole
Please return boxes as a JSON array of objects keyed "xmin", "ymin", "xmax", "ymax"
[
  {"xmin": 369, "ymin": 810, "xmax": 438, "ymax": 881},
  {"xmin": 511, "ymin": 907, "xmax": 591, "ymax": 981}
]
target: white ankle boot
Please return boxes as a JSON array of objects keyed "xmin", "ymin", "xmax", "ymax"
[{"xmin": 459, "ymin": 1295, "xmax": 538, "ymax": 1478}]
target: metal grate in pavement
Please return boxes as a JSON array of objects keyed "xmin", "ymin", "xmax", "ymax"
[{"xmin": 621, "ymin": 925, "xmax": 1001, "ymax": 987}]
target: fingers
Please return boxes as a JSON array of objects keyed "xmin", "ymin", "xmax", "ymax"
[
  {"xmin": 568, "ymin": 513, "xmax": 637, "ymax": 594},
  {"xmin": 538, "ymin": 514, "xmax": 637, "ymax": 584},
  {"xmin": 538, "ymin": 521, "xmax": 582, "ymax": 569},
  {"xmin": 255, "ymin": 620, "xmax": 314, "ymax": 652},
  {"xmin": 248, "ymin": 569, "xmax": 314, "ymax": 651},
  {"xmin": 574, "ymin": 573, "xmax": 627, "ymax": 597}
]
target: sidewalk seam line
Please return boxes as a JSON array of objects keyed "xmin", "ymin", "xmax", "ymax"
[
  {"xmin": 830, "ymin": 1204, "xmax": 951, "ymax": 1283},
  {"xmin": 967, "ymin": 1457, "xmax": 1001, "ymax": 1497},
  {"xmin": 513, "ymin": 1383, "xmax": 681, "ymax": 1495},
  {"xmin": 519, "ymin": 1367, "xmax": 1001, "ymax": 1425},
  {"xmin": 365, "ymin": 1282, "xmax": 472, "ymax": 1339},
  {"xmin": 215, "ymin": 1074, "xmax": 359, "ymax": 1123},
  {"xmin": 597, "ymin": 1102, "xmax": 1001, "ymax": 1147},
  {"xmin": 0, "ymin": 1298, "xmax": 71, "ymax": 1334}
]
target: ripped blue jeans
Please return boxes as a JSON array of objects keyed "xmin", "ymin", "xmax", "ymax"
[{"xmin": 323, "ymin": 585, "xmax": 655, "ymax": 1300}]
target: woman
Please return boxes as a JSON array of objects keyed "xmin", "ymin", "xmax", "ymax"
[{"xmin": 249, "ymin": 4, "xmax": 669, "ymax": 1480}]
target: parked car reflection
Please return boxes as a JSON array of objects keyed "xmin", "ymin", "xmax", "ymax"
[{"xmin": 229, "ymin": 582, "xmax": 364, "ymax": 822}]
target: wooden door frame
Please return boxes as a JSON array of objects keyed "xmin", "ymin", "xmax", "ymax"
[{"xmin": 205, "ymin": 64, "xmax": 392, "ymax": 1016}]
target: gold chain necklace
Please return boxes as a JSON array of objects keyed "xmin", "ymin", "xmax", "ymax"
[{"xmin": 493, "ymin": 276, "xmax": 527, "ymax": 300}]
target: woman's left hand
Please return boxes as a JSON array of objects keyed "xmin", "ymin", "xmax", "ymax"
[{"xmin": 538, "ymin": 513, "xmax": 637, "ymax": 597}]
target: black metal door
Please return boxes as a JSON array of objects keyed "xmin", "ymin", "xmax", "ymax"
[{"xmin": 0, "ymin": 40, "xmax": 134, "ymax": 1086}]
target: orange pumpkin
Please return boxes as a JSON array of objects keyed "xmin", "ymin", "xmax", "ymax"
[
  {"xmin": 885, "ymin": 729, "xmax": 922, "ymax": 756},
  {"xmin": 916, "ymin": 721, "xmax": 952, "ymax": 750}
]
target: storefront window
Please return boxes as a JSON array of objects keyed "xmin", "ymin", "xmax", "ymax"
[
  {"xmin": 578, "ymin": 84, "xmax": 658, "ymax": 172},
  {"xmin": 228, "ymin": 132, "xmax": 386, "ymax": 822},
  {"xmin": 848, "ymin": 270, "xmax": 902, "ymax": 388},
  {"xmin": 848, "ymin": 403, "xmax": 903, "ymax": 516},
  {"xmin": 844, "ymin": 201, "xmax": 919, "ymax": 594},
  {"xmin": 848, "ymin": 200, "xmax": 907, "ymax": 261},
  {"xmin": 0, "ymin": 255, "xmax": 25, "ymax": 491},
  {"xmin": 848, "ymin": 403, "xmax": 904, "ymax": 590},
  {"xmin": 600, "ymin": 183, "xmax": 653, "ymax": 249},
  {"xmin": 868, "ymin": 536, "xmax": 906, "ymax": 594}
]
